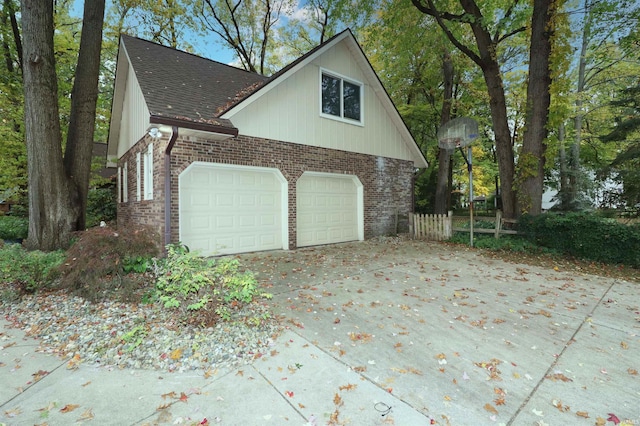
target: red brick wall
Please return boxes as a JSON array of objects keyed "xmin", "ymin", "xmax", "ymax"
[
  {"xmin": 117, "ymin": 135, "xmax": 166, "ymax": 246},
  {"xmin": 118, "ymin": 133, "xmax": 415, "ymax": 250}
]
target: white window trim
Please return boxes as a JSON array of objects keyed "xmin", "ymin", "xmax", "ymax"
[
  {"xmin": 319, "ymin": 67, "xmax": 364, "ymax": 126},
  {"xmin": 136, "ymin": 152, "xmax": 141, "ymax": 201},
  {"xmin": 122, "ymin": 162, "xmax": 128, "ymax": 203},
  {"xmin": 143, "ymin": 143, "xmax": 154, "ymax": 200},
  {"xmin": 117, "ymin": 166, "xmax": 122, "ymax": 203}
]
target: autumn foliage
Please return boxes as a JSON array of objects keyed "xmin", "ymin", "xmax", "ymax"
[{"xmin": 57, "ymin": 225, "xmax": 161, "ymax": 301}]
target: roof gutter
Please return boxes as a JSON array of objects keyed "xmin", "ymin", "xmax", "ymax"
[
  {"xmin": 164, "ymin": 126, "xmax": 179, "ymax": 249},
  {"xmin": 150, "ymin": 115, "xmax": 238, "ymax": 137}
]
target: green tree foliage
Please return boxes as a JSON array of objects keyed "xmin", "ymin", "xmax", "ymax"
[
  {"xmin": 552, "ymin": 0, "xmax": 640, "ymax": 210},
  {"xmin": 600, "ymin": 83, "xmax": 640, "ymax": 207},
  {"xmin": 0, "ymin": 0, "xmax": 25, "ymax": 199}
]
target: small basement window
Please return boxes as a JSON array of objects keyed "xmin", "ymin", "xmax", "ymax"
[{"xmin": 320, "ymin": 69, "xmax": 362, "ymax": 124}]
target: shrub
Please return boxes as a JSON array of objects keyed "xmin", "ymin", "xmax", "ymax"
[
  {"xmin": 0, "ymin": 244, "xmax": 65, "ymax": 297},
  {"xmin": 154, "ymin": 244, "xmax": 271, "ymax": 326},
  {"xmin": 519, "ymin": 212, "xmax": 640, "ymax": 267},
  {"xmin": 450, "ymin": 233, "xmax": 556, "ymax": 254},
  {"xmin": 58, "ymin": 225, "xmax": 161, "ymax": 302},
  {"xmin": 0, "ymin": 215, "xmax": 28, "ymax": 241},
  {"xmin": 86, "ymin": 186, "xmax": 117, "ymax": 228}
]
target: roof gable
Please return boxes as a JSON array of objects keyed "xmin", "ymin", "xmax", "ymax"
[
  {"xmin": 222, "ymin": 30, "xmax": 428, "ymax": 168},
  {"xmin": 120, "ymin": 34, "xmax": 267, "ymax": 127}
]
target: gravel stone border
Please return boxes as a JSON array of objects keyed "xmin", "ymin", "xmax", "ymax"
[{"xmin": 1, "ymin": 292, "xmax": 282, "ymax": 373}]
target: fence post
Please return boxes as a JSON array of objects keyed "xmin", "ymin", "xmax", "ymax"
[
  {"xmin": 409, "ymin": 212, "xmax": 414, "ymax": 238},
  {"xmin": 447, "ymin": 211, "xmax": 453, "ymax": 239},
  {"xmin": 495, "ymin": 210, "xmax": 502, "ymax": 239}
]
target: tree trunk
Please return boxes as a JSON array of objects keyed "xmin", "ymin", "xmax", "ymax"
[
  {"xmin": 569, "ymin": 0, "xmax": 591, "ymax": 208},
  {"xmin": 483, "ymin": 62, "xmax": 517, "ymax": 219},
  {"xmin": 558, "ymin": 122, "xmax": 568, "ymax": 208},
  {"xmin": 457, "ymin": 0, "xmax": 518, "ymax": 219},
  {"xmin": 22, "ymin": 0, "xmax": 105, "ymax": 250},
  {"xmin": 517, "ymin": 0, "xmax": 555, "ymax": 215},
  {"xmin": 63, "ymin": 0, "xmax": 106, "ymax": 231},
  {"xmin": 434, "ymin": 50, "xmax": 454, "ymax": 214},
  {"xmin": 22, "ymin": 0, "xmax": 77, "ymax": 250}
]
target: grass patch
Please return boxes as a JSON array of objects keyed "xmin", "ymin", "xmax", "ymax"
[{"xmin": 0, "ymin": 244, "xmax": 65, "ymax": 301}]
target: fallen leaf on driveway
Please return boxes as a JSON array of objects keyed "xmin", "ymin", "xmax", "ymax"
[
  {"xmin": 60, "ymin": 404, "xmax": 80, "ymax": 413},
  {"xmin": 575, "ymin": 411, "xmax": 589, "ymax": 418},
  {"xmin": 627, "ymin": 368, "xmax": 638, "ymax": 375},
  {"xmin": 32, "ymin": 370, "xmax": 49, "ymax": 382},
  {"xmin": 4, "ymin": 407, "xmax": 21, "ymax": 417},
  {"xmin": 77, "ymin": 408, "xmax": 94, "ymax": 421},
  {"xmin": 552, "ymin": 399, "xmax": 570, "ymax": 412},
  {"xmin": 179, "ymin": 392, "xmax": 188, "ymax": 402},
  {"xmin": 333, "ymin": 393, "xmax": 343, "ymax": 406},
  {"xmin": 545, "ymin": 373, "xmax": 572, "ymax": 382},
  {"xmin": 484, "ymin": 403, "xmax": 498, "ymax": 414},
  {"xmin": 339, "ymin": 384, "xmax": 357, "ymax": 391},
  {"xmin": 607, "ymin": 413, "xmax": 620, "ymax": 425},
  {"xmin": 67, "ymin": 353, "xmax": 82, "ymax": 370}
]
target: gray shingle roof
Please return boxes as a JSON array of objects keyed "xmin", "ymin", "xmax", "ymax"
[{"xmin": 121, "ymin": 34, "xmax": 268, "ymax": 129}]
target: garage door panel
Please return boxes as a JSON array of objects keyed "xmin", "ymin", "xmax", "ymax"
[
  {"xmin": 180, "ymin": 163, "xmax": 285, "ymax": 256},
  {"xmin": 296, "ymin": 173, "xmax": 361, "ymax": 247}
]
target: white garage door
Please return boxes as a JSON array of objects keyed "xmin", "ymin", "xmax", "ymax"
[
  {"xmin": 296, "ymin": 172, "xmax": 363, "ymax": 247},
  {"xmin": 179, "ymin": 163, "xmax": 287, "ymax": 256}
]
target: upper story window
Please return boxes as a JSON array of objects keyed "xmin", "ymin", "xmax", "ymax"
[{"xmin": 320, "ymin": 69, "xmax": 363, "ymax": 124}]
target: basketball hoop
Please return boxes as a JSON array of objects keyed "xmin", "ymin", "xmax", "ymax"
[
  {"xmin": 437, "ymin": 117, "xmax": 478, "ymax": 152},
  {"xmin": 436, "ymin": 117, "xmax": 480, "ymax": 247},
  {"xmin": 439, "ymin": 137, "xmax": 462, "ymax": 156}
]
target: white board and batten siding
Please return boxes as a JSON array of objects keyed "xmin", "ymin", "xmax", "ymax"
[
  {"xmin": 296, "ymin": 172, "xmax": 363, "ymax": 247},
  {"xmin": 224, "ymin": 41, "xmax": 420, "ymax": 165},
  {"xmin": 109, "ymin": 46, "xmax": 151, "ymax": 161},
  {"xmin": 179, "ymin": 163, "xmax": 288, "ymax": 256}
]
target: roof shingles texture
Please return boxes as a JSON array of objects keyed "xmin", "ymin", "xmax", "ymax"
[{"xmin": 121, "ymin": 34, "xmax": 268, "ymax": 129}]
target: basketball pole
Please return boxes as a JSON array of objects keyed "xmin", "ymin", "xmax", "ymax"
[
  {"xmin": 458, "ymin": 145, "xmax": 474, "ymax": 248},
  {"xmin": 468, "ymin": 146, "xmax": 474, "ymax": 248}
]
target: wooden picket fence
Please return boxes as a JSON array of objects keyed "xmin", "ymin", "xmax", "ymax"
[
  {"xmin": 412, "ymin": 210, "xmax": 518, "ymax": 241},
  {"xmin": 412, "ymin": 211, "xmax": 453, "ymax": 241}
]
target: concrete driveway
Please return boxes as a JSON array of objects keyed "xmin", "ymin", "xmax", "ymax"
[
  {"xmin": 242, "ymin": 238, "xmax": 639, "ymax": 425},
  {"xmin": 1, "ymin": 238, "xmax": 638, "ymax": 425}
]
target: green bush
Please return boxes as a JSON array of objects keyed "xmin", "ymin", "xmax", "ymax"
[
  {"xmin": 0, "ymin": 244, "xmax": 65, "ymax": 295},
  {"xmin": 519, "ymin": 212, "xmax": 640, "ymax": 267},
  {"xmin": 86, "ymin": 186, "xmax": 117, "ymax": 228},
  {"xmin": 0, "ymin": 215, "xmax": 28, "ymax": 241},
  {"xmin": 154, "ymin": 244, "xmax": 271, "ymax": 326},
  {"xmin": 450, "ymin": 233, "xmax": 556, "ymax": 254}
]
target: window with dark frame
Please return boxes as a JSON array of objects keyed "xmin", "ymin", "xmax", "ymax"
[{"xmin": 321, "ymin": 71, "xmax": 362, "ymax": 123}]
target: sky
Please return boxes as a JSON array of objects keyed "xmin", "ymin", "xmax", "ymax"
[{"xmin": 70, "ymin": 0, "xmax": 238, "ymax": 64}]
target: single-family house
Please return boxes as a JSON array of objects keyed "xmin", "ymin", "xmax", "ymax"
[{"xmin": 107, "ymin": 29, "xmax": 428, "ymax": 256}]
